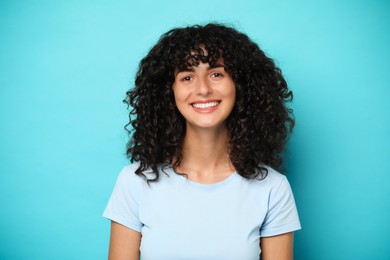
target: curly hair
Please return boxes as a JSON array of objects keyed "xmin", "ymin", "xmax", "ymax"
[{"xmin": 124, "ymin": 23, "xmax": 294, "ymax": 182}]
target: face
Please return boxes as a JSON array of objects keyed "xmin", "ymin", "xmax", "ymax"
[{"xmin": 172, "ymin": 60, "xmax": 236, "ymax": 131}]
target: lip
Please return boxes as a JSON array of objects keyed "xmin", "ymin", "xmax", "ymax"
[{"xmin": 190, "ymin": 99, "xmax": 221, "ymax": 113}]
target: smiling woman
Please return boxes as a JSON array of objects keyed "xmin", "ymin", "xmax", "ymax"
[
  {"xmin": 103, "ymin": 23, "xmax": 300, "ymax": 260},
  {"xmin": 173, "ymin": 61, "xmax": 236, "ymax": 130}
]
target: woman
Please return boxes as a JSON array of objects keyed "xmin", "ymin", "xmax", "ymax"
[{"xmin": 104, "ymin": 23, "xmax": 301, "ymax": 259}]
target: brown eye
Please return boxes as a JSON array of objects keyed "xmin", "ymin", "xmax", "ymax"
[{"xmin": 211, "ymin": 73, "xmax": 223, "ymax": 78}]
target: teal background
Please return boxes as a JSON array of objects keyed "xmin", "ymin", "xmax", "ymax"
[{"xmin": 1, "ymin": 0, "xmax": 389, "ymax": 259}]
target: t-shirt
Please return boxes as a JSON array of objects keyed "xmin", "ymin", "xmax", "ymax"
[{"xmin": 103, "ymin": 163, "xmax": 301, "ymax": 259}]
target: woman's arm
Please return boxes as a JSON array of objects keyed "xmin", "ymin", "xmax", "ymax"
[
  {"xmin": 108, "ymin": 221, "xmax": 141, "ymax": 260},
  {"xmin": 260, "ymin": 232, "xmax": 294, "ymax": 260}
]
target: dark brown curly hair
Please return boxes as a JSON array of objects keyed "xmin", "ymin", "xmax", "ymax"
[{"xmin": 124, "ymin": 23, "xmax": 294, "ymax": 182}]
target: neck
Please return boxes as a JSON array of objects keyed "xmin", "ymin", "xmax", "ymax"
[{"xmin": 177, "ymin": 125, "xmax": 235, "ymax": 183}]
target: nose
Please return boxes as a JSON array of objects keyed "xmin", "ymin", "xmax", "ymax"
[{"xmin": 196, "ymin": 77, "xmax": 212, "ymax": 96}]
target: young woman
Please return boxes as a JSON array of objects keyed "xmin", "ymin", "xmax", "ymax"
[{"xmin": 104, "ymin": 23, "xmax": 301, "ymax": 260}]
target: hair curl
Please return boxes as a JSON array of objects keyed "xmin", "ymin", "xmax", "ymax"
[{"xmin": 125, "ymin": 23, "xmax": 294, "ymax": 182}]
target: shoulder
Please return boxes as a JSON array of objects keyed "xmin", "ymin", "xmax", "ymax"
[
  {"xmin": 264, "ymin": 167, "xmax": 293, "ymax": 197},
  {"xmin": 263, "ymin": 166, "xmax": 287, "ymax": 182},
  {"xmin": 249, "ymin": 166, "xmax": 288, "ymax": 189},
  {"xmin": 114, "ymin": 163, "xmax": 148, "ymax": 191},
  {"xmin": 117, "ymin": 163, "xmax": 143, "ymax": 181},
  {"xmin": 116, "ymin": 163, "xmax": 173, "ymax": 185},
  {"xmin": 238, "ymin": 166, "xmax": 294, "ymax": 201}
]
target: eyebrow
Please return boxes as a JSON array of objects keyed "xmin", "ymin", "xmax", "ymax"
[{"xmin": 175, "ymin": 64, "xmax": 225, "ymax": 75}]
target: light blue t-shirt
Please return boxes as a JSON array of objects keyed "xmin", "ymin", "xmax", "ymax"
[{"xmin": 103, "ymin": 164, "xmax": 301, "ymax": 259}]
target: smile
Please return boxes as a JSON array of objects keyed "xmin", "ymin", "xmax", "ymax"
[{"xmin": 191, "ymin": 101, "xmax": 220, "ymax": 109}]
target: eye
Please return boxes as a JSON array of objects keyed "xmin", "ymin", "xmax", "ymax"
[
  {"xmin": 182, "ymin": 76, "xmax": 192, "ymax": 81},
  {"xmin": 211, "ymin": 72, "xmax": 223, "ymax": 78}
]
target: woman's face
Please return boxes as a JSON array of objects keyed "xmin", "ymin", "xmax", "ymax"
[{"xmin": 172, "ymin": 59, "xmax": 236, "ymax": 131}]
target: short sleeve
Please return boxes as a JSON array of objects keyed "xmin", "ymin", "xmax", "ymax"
[
  {"xmin": 260, "ymin": 176, "xmax": 301, "ymax": 237},
  {"xmin": 103, "ymin": 166, "xmax": 143, "ymax": 232}
]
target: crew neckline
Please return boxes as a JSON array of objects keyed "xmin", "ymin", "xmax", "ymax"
[{"xmin": 169, "ymin": 167, "xmax": 239, "ymax": 188}]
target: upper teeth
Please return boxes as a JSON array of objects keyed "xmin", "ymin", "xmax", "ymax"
[{"xmin": 192, "ymin": 101, "xmax": 219, "ymax": 108}]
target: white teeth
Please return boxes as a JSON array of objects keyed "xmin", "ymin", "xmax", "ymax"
[{"xmin": 192, "ymin": 101, "xmax": 219, "ymax": 109}]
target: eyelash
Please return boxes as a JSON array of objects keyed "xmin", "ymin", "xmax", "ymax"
[
  {"xmin": 211, "ymin": 72, "xmax": 223, "ymax": 78},
  {"xmin": 180, "ymin": 72, "xmax": 223, "ymax": 81},
  {"xmin": 181, "ymin": 76, "xmax": 192, "ymax": 81}
]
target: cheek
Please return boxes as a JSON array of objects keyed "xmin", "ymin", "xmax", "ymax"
[
  {"xmin": 172, "ymin": 85, "xmax": 181, "ymax": 102},
  {"xmin": 228, "ymin": 83, "xmax": 237, "ymax": 100},
  {"xmin": 172, "ymin": 88, "xmax": 187, "ymax": 112},
  {"xmin": 173, "ymin": 86, "xmax": 191, "ymax": 103},
  {"xmin": 226, "ymin": 84, "xmax": 237, "ymax": 112}
]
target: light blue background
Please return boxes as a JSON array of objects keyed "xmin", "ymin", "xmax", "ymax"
[{"xmin": 1, "ymin": 0, "xmax": 389, "ymax": 259}]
